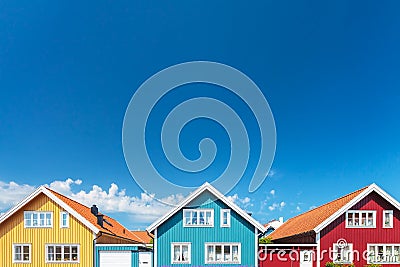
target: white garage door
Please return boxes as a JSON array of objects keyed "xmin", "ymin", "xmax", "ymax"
[{"xmin": 99, "ymin": 251, "xmax": 131, "ymax": 267}]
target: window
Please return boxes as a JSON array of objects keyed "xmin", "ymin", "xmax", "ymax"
[
  {"xmin": 383, "ymin": 210, "xmax": 394, "ymax": 228},
  {"xmin": 24, "ymin": 211, "xmax": 52, "ymax": 228},
  {"xmin": 46, "ymin": 244, "xmax": 79, "ymax": 263},
  {"xmin": 13, "ymin": 244, "xmax": 31, "ymax": 263},
  {"xmin": 346, "ymin": 210, "xmax": 376, "ymax": 228},
  {"xmin": 60, "ymin": 212, "xmax": 69, "ymax": 228},
  {"xmin": 333, "ymin": 243, "xmax": 353, "ymax": 264},
  {"xmin": 368, "ymin": 244, "xmax": 400, "ymax": 264},
  {"xmin": 220, "ymin": 209, "xmax": 231, "ymax": 227},
  {"xmin": 171, "ymin": 243, "xmax": 191, "ymax": 264},
  {"xmin": 205, "ymin": 243, "xmax": 241, "ymax": 264},
  {"xmin": 183, "ymin": 209, "xmax": 213, "ymax": 227}
]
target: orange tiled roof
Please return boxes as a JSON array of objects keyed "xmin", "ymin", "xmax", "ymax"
[
  {"xmin": 47, "ymin": 188, "xmax": 142, "ymax": 243},
  {"xmin": 268, "ymin": 186, "xmax": 368, "ymax": 241},
  {"xmin": 131, "ymin": 231, "xmax": 153, "ymax": 244}
]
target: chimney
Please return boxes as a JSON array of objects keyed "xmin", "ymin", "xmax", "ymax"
[
  {"xmin": 97, "ymin": 214, "xmax": 104, "ymax": 228},
  {"xmin": 279, "ymin": 217, "xmax": 284, "ymax": 224},
  {"xmin": 91, "ymin": 205, "xmax": 98, "ymax": 216}
]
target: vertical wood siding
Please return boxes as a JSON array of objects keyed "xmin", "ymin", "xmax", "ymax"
[
  {"xmin": 259, "ymin": 246, "xmax": 317, "ymax": 267},
  {"xmin": 0, "ymin": 193, "xmax": 94, "ymax": 266},
  {"xmin": 157, "ymin": 191, "xmax": 257, "ymax": 267},
  {"xmin": 320, "ymin": 191, "xmax": 400, "ymax": 267}
]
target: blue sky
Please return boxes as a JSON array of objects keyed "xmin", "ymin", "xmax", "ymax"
[{"xmin": 1, "ymin": 1, "xmax": 400, "ymax": 229}]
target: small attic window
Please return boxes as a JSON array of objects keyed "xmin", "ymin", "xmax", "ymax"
[{"xmin": 383, "ymin": 210, "xmax": 394, "ymax": 228}]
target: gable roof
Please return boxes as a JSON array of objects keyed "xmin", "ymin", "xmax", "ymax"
[
  {"xmin": 0, "ymin": 186, "xmax": 141, "ymax": 243},
  {"xmin": 147, "ymin": 182, "xmax": 265, "ymax": 233},
  {"xmin": 269, "ymin": 183, "xmax": 400, "ymax": 241},
  {"xmin": 131, "ymin": 231, "xmax": 154, "ymax": 244}
]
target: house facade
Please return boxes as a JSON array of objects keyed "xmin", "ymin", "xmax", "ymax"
[
  {"xmin": 147, "ymin": 182, "xmax": 265, "ymax": 267},
  {"xmin": 261, "ymin": 183, "xmax": 400, "ymax": 267},
  {"xmin": 0, "ymin": 186, "xmax": 146, "ymax": 267}
]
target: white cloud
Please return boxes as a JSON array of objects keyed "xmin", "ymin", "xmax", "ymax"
[
  {"xmin": 47, "ymin": 178, "xmax": 82, "ymax": 195},
  {"xmin": 0, "ymin": 178, "xmax": 185, "ymax": 225},
  {"xmin": 0, "ymin": 181, "xmax": 35, "ymax": 210},
  {"xmin": 47, "ymin": 179, "xmax": 185, "ymax": 224},
  {"xmin": 267, "ymin": 169, "xmax": 276, "ymax": 177},
  {"xmin": 270, "ymin": 189, "xmax": 275, "ymax": 196},
  {"xmin": 296, "ymin": 206, "xmax": 301, "ymax": 212},
  {"xmin": 268, "ymin": 201, "xmax": 286, "ymax": 211},
  {"xmin": 309, "ymin": 205, "xmax": 317, "ymax": 210},
  {"xmin": 226, "ymin": 194, "xmax": 253, "ymax": 210}
]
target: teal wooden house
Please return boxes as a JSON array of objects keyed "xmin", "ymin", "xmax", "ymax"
[{"xmin": 147, "ymin": 183, "xmax": 265, "ymax": 267}]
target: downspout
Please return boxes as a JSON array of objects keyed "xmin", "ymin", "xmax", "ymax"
[{"xmin": 93, "ymin": 232, "xmax": 103, "ymax": 267}]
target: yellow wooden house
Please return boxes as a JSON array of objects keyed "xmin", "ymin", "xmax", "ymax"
[{"xmin": 0, "ymin": 186, "xmax": 143, "ymax": 266}]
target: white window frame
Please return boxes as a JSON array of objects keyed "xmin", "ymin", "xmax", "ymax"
[
  {"xmin": 383, "ymin": 210, "xmax": 394, "ymax": 228},
  {"xmin": 183, "ymin": 209, "xmax": 214, "ymax": 227},
  {"xmin": 220, "ymin": 209, "xmax": 231, "ymax": 227},
  {"xmin": 12, "ymin": 244, "xmax": 31, "ymax": 263},
  {"xmin": 367, "ymin": 244, "xmax": 400, "ymax": 264},
  {"xmin": 45, "ymin": 244, "xmax": 80, "ymax": 263},
  {"xmin": 24, "ymin": 211, "xmax": 53, "ymax": 228},
  {"xmin": 60, "ymin": 211, "xmax": 69, "ymax": 228},
  {"xmin": 171, "ymin": 242, "xmax": 191, "ymax": 264},
  {"xmin": 205, "ymin": 243, "xmax": 241, "ymax": 264},
  {"xmin": 333, "ymin": 243, "xmax": 353, "ymax": 264},
  {"xmin": 345, "ymin": 210, "xmax": 376, "ymax": 228}
]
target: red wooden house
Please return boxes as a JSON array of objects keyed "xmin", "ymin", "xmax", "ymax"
[{"xmin": 259, "ymin": 183, "xmax": 400, "ymax": 267}]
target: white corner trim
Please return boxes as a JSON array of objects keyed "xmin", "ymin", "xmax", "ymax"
[
  {"xmin": 147, "ymin": 182, "xmax": 265, "ymax": 233},
  {"xmin": 0, "ymin": 186, "xmax": 100, "ymax": 234},
  {"xmin": 255, "ymin": 226, "xmax": 258, "ymax": 267},
  {"xmin": 316, "ymin": 232, "xmax": 321, "ymax": 267},
  {"xmin": 154, "ymin": 228, "xmax": 157, "ymax": 267},
  {"xmin": 314, "ymin": 183, "xmax": 400, "ymax": 232}
]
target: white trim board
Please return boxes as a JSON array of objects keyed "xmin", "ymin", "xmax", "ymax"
[
  {"xmin": 147, "ymin": 182, "xmax": 265, "ymax": 233},
  {"xmin": 0, "ymin": 186, "xmax": 100, "ymax": 234},
  {"xmin": 314, "ymin": 183, "xmax": 400, "ymax": 233}
]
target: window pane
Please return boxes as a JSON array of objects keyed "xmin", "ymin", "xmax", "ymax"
[
  {"xmin": 173, "ymin": 245, "xmax": 180, "ymax": 261},
  {"xmin": 56, "ymin": 246, "xmax": 62, "ymax": 261},
  {"xmin": 33, "ymin": 213, "xmax": 38, "ymax": 226},
  {"xmin": 232, "ymin": 245, "xmax": 239, "ymax": 261},
  {"xmin": 354, "ymin": 213, "xmax": 359, "ymax": 226},
  {"xmin": 72, "ymin": 246, "xmax": 78, "ymax": 261},
  {"xmin": 46, "ymin": 213, "xmax": 52, "ymax": 226},
  {"xmin": 199, "ymin": 211, "xmax": 205, "ymax": 225},
  {"xmin": 347, "ymin": 213, "xmax": 353, "ymax": 226},
  {"xmin": 207, "ymin": 245, "xmax": 214, "ymax": 261},
  {"xmin": 15, "ymin": 253, "xmax": 21, "ymax": 261},
  {"xmin": 368, "ymin": 213, "xmax": 374, "ymax": 226},
  {"xmin": 216, "ymin": 245, "xmax": 222, "ymax": 261},
  {"xmin": 184, "ymin": 211, "xmax": 191, "ymax": 225},
  {"xmin": 361, "ymin": 213, "xmax": 367, "ymax": 226},
  {"xmin": 63, "ymin": 246, "xmax": 70, "ymax": 261},
  {"xmin": 182, "ymin": 245, "xmax": 188, "ymax": 261},
  {"xmin": 224, "ymin": 245, "xmax": 230, "ymax": 261},
  {"xmin": 191, "ymin": 211, "xmax": 197, "ymax": 224},
  {"xmin": 206, "ymin": 211, "xmax": 212, "ymax": 225}
]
